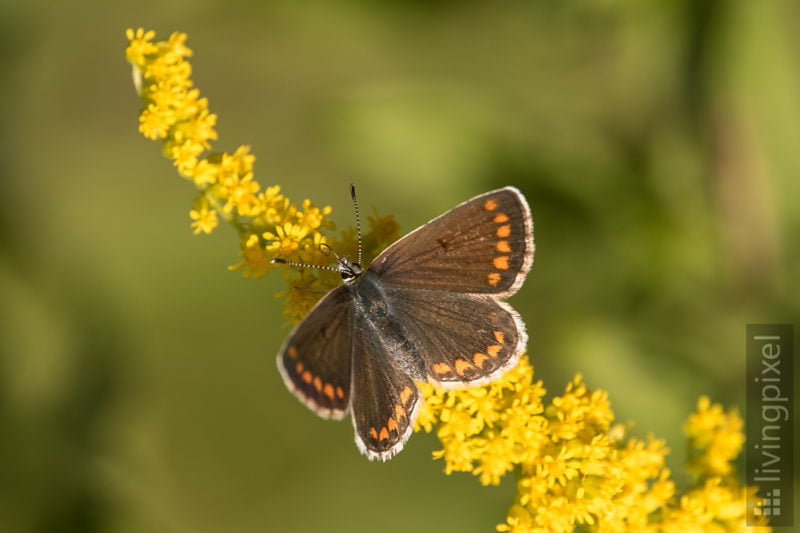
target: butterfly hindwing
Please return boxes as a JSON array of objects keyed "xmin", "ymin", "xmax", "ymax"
[
  {"xmin": 350, "ymin": 330, "xmax": 421, "ymax": 461},
  {"xmin": 276, "ymin": 286, "xmax": 352, "ymax": 419},
  {"xmin": 384, "ymin": 288, "xmax": 525, "ymax": 387},
  {"xmin": 370, "ymin": 187, "xmax": 533, "ymax": 297}
]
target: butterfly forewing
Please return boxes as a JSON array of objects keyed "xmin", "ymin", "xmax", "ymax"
[
  {"xmin": 370, "ymin": 187, "xmax": 533, "ymax": 296},
  {"xmin": 276, "ymin": 286, "xmax": 352, "ymax": 419},
  {"xmin": 385, "ymin": 288, "xmax": 525, "ymax": 387},
  {"xmin": 349, "ymin": 331, "xmax": 421, "ymax": 461}
]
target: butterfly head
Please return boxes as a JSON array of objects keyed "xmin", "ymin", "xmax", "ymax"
[
  {"xmin": 337, "ymin": 257, "xmax": 363, "ymax": 285},
  {"xmin": 271, "ymin": 183, "xmax": 366, "ymax": 285}
]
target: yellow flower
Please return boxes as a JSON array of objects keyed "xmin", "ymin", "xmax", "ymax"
[
  {"xmin": 299, "ymin": 199, "xmax": 334, "ymax": 231},
  {"xmin": 220, "ymin": 172, "xmax": 260, "ymax": 215},
  {"xmin": 684, "ymin": 396, "xmax": 744, "ymax": 478},
  {"xmin": 417, "ymin": 358, "xmax": 768, "ymax": 532},
  {"xmin": 228, "ymin": 233, "xmax": 270, "ymax": 279},
  {"xmin": 218, "ymin": 145, "xmax": 256, "ymax": 183},
  {"xmin": 474, "ymin": 432, "xmax": 516, "ymax": 486},
  {"xmin": 125, "ymin": 28, "xmax": 337, "ymax": 289},
  {"xmin": 175, "ymin": 103, "xmax": 218, "ymax": 152},
  {"xmin": 169, "ymin": 139, "xmax": 206, "ymax": 176},
  {"xmin": 274, "ymin": 270, "xmax": 331, "ymax": 324},
  {"xmin": 125, "ymin": 28, "xmax": 158, "ymax": 72},
  {"xmin": 417, "ymin": 355, "xmax": 548, "ymax": 484},
  {"xmin": 263, "ymin": 222, "xmax": 310, "ymax": 256},
  {"xmin": 256, "ymin": 185, "xmax": 290, "ymax": 226},
  {"xmin": 189, "ymin": 205, "xmax": 218, "ymax": 235},
  {"xmin": 139, "ymin": 103, "xmax": 171, "ymax": 140},
  {"xmin": 496, "ymin": 504, "xmax": 534, "ymax": 533},
  {"xmin": 190, "ymin": 158, "xmax": 219, "ymax": 186}
]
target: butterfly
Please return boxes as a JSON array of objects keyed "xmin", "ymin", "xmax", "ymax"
[{"xmin": 275, "ymin": 186, "xmax": 534, "ymax": 460}]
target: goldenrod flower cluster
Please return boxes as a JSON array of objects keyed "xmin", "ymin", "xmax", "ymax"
[
  {"xmin": 124, "ymin": 28, "xmax": 398, "ymax": 321},
  {"xmin": 126, "ymin": 29, "xmax": 769, "ymax": 532},
  {"xmin": 417, "ymin": 360, "xmax": 770, "ymax": 532},
  {"xmin": 684, "ymin": 396, "xmax": 746, "ymax": 478}
]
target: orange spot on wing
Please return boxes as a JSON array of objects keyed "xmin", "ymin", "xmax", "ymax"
[
  {"xmin": 487, "ymin": 344, "xmax": 502, "ymax": 357},
  {"xmin": 302, "ymin": 371, "xmax": 313, "ymax": 384},
  {"xmin": 487, "ymin": 273, "xmax": 501, "ymax": 286},
  {"xmin": 473, "ymin": 352, "xmax": 489, "ymax": 368},
  {"xmin": 370, "ymin": 427, "xmax": 378, "ymax": 439},
  {"xmin": 454, "ymin": 358, "xmax": 475, "ymax": 376},
  {"xmin": 388, "ymin": 416, "xmax": 398, "ymax": 431},
  {"xmin": 484, "ymin": 199, "xmax": 499, "ymax": 211},
  {"xmin": 313, "ymin": 376, "xmax": 322, "ymax": 393},
  {"xmin": 395, "ymin": 404, "xmax": 406, "ymax": 419},
  {"xmin": 295, "ymin": 362, "xmax": 304, "ymax": 374},
  {"xmin": 400, "ymin": 386, "xmax": 414, "ymax": 405},
  {"xmin": 287, "ymin": 346, "xmax": 298, "ymax": 358},
  {"xmin": 497, "ymin": 224, "xmax": 511, "ymax": 238},
  {"xmin": 497, "ymin": 240, "xmax": 511, "ymax": 253},
  {"xmin": 494, "ymin": 331, "xmax": 505, "ymax": 344},
  {"xmin": 494, "ymin": 213, "xmax": 509, "ymax": 223},
  {"xmin": 323, "ymin": 383, "xmax": 335, "ymax": 400},
  {"xmin": 433, "ymin": 362, "xmax": 453, "ymax": 375},
  {"xmin": 379, "ymin": 427, "xmax": 390, "ymax": 441},
  {"xmin": 336, "ymin": 386, "xmax": 345, "ymax": 399},
  {"xmin": 493, "ymin": 256, "xmax": 510, "ymax": 270}
]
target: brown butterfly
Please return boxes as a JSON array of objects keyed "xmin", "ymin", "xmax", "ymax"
[{"xmin": 275, "ymin": 187, "xmax": 534, "ymax": 460}]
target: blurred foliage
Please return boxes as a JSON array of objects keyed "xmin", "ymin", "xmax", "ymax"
[{"xmin": 1, "ymin": 1, "xmax": 797, "ymax": 532}]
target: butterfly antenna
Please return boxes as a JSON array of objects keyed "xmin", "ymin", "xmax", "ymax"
[
  {"xmin": 270, "ymin": 238, "xmax": 345, "ymax": 273},
  {"xmin": 270, "ymin": 257, "xmax": 342, "ymax": 273},
  {"xmin": 350, "ymin": 183, "xmax": 363, "ymax": 266},
  {"xmin": 271, "ymin": 185, "xmax": 362, "ymax": 272}
]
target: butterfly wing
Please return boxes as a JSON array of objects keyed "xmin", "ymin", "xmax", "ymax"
[
  {"xmin": 384, "ymin": 288, "xmax": 525, "ymax": 388},
  {"xmin": 349, "ymin": 330, "xmax": 421, "ymax": 461},
  {"xmin": 276, "ymin": 286, "xmax": 352, "ymax": 419},
  {"xmin": 370, "ymin": 187, "xmax": 533, "ymax": 297}
]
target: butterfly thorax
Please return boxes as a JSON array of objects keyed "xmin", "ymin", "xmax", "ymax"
[
  {"xmin": 346, "ymin": 269, "xmax": 426, "ymax": 380},
  {"xmin": 346, "ymin": 269, "xmax": 389, "ymax": 319}
]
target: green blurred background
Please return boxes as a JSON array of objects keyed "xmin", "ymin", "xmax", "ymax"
[{"xmin": 1, "ymin": 1, "xmax": 797, "ymax": 532}]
